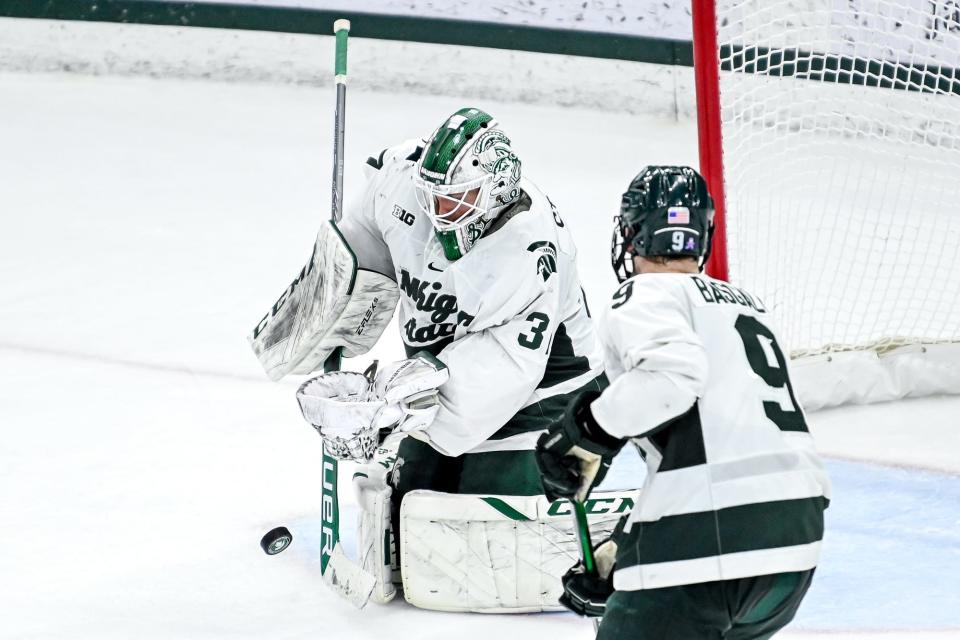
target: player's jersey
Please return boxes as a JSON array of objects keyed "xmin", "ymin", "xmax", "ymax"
[
  {"xmin": 590, "ymin": 272, "xmax": 831, "ymax": 591},
  {"xmin": 337, "ymin": 139, "xmax": 605, "ymax": 457}
]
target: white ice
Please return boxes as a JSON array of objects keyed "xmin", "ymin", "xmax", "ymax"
[{"xmin": 2, "ymin": 72, "xmax": 958, "ymax": 639}]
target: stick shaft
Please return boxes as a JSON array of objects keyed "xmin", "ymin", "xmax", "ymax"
[
  {"xmin": 331, "ymin": 20, "xmax": 350, "ymax": 222},
  {"xmin": 572, "ymin": 499, "xmax": 597, "ymax": 574}
]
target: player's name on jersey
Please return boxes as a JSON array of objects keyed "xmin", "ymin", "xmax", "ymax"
[{"xmin": 691, "ymin": 276, "xmax": 767, "ymax": 313}]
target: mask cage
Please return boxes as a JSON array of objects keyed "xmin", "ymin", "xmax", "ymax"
[
  {"xmin": 414, "ymin": 174, "xmax": 493, "ymax": 232},
  {"xmin": 611, "ymin": 215, "xmax": 636, "ymax": 284}
]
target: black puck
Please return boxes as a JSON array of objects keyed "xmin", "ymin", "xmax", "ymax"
[{"xmin": 260, "ymin": 526, "xmax": 293, "ymax": 555}]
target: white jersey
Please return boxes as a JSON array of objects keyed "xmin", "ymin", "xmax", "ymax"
[
  {"xmin": 338, "ymin": 139, "xmax": 605, "ymax": 457},
  {"xmin": 590, "ymin": 272, "xmax": 831, "ymax": 590}
]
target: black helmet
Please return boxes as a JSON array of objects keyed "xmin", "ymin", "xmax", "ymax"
[{"xmin": 611, "ymin": 165, "xmax": 715, "ymax": 283}]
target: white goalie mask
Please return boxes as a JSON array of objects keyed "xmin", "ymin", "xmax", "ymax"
[{"xmin": 414, "ymin": 108, "xmax": 522, "ymax": 261}]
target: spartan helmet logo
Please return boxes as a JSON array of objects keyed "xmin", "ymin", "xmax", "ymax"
[
  {"xmin": 526, "ymin": 241, "xmax": 558, "ymax": 282},
  {"xmin": 475, "ymin": 130, "xmax": 522, "ymax": 207}
]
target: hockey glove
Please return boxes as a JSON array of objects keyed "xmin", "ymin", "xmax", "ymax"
[
  {"xmin": 296, "ymin": 353, "xmax": 449, "ymax": 461},
  {"xmin": 560, "ymin": 537, "xmax": 618, "ymax": 618},
  {"xmin": 297, "ymin": 371, "xmax": 388, "ymax": 461},
  {"xmin": 535, "ymin": 390, "xmax": 625, "ymax": 502},
  {"xmin": 371, "ymin": 352, "xmax": 449, "ymax": 434}
]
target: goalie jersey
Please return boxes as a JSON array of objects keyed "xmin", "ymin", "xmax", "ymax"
[
  {"xmin": 338, "ymin": 140, "xmax": 605, "ymax": 457},
  {"xmin": 590, "ymin": 273, "xmax": 831, "ymax": 591}
]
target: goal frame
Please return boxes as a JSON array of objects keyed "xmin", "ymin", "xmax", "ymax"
[
  {"xmin": 687, "ymin": 0, "xmax": 960, "ymax": 410},
  {"xmin": 691, "ymin": 0, "xmax": 729, "ymax": 282}
]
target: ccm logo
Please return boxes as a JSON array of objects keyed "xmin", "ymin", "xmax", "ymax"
[{"xmin": 547, "ymin": 496, "xmax": 635, "ymax": 516}]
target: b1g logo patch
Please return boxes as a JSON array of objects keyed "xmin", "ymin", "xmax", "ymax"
[
  {"xmin": 392, "ymin": 204, "xmax": 415, "ymax": 226},
  {"xmin": 526, "ymin": 241, "xmax": 557, "ymax": 282}
]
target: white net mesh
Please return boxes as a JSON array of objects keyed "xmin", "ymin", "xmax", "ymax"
[{"xmin": 715, "ymin": 0, "xmax": 960, "ymax": 358}]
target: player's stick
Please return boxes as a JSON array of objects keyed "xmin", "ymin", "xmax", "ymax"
[
  {"xmin": 572, "ymin": 498, "xmax": 596, "ymax": 572},
  {"xmin": 317, "ymin": 19, "xmax": 377, "ymax": 609},
  {"xmin": 571, "ymin": 499, "xmax": 602, "ymax": 633}
]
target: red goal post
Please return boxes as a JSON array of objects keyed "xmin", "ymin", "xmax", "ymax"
[
  {"xmin": 691, "ymin": 0, "xmax": 960, "ymax": 409},
  {"xmin": 692, "ymin": 0, "xmax": 729, "ymax": 284}
]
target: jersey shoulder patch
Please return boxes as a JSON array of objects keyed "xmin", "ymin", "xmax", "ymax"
[
  {"xmin": 405, "ymin": 144, "xmax": 424, "ymax": 163},
  {"xmin": 365, "ymin": 148, "xmax": 387, "ymax": 170},
  {"xmin": 475, "ymin": 209, "xmax": 561, "ymax": 288},
  {"xmin": 366, "ymin": 138, "xmax": 424, "ymax": 173}
]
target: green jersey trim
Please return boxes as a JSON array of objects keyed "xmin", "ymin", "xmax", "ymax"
[
  {"xmin": 403, "ymin": 336, "xmax": 453, "ymax": 358},
  {"xmin": 616, "ymin": 496, "xmax": 827, "ymax": 568},
  {"xmin": 489, "ymin": 373, "xmax": 608, "ymax": 441},
  {"xmin": 644, "ymin": 404, "xmax": 707, "ymax": 471},
  {"xmin": 536, "ymin": 321, "xmax": 593, "ymax": 389}
]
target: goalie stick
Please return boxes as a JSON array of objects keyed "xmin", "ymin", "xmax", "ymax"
[
  {"xmin": 317, "ymin": 18, "xmax": 379, "ymax": 609},
  {"xmin": 254, "ymin": 18, "xmax": 381, "ymax": 609}
]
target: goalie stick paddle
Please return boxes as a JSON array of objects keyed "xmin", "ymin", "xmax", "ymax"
[{"xmin": 319, "ymin": 348, "xmax": 376, "ymax": 610}]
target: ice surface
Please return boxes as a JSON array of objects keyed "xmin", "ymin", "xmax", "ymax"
[
  {"xmin": 1, "ymin": 71, "xmax": 958, "ymax": 639},
  {"xmin": 602, "ymin": 449, "xmax": 960, "ymax": 631}
]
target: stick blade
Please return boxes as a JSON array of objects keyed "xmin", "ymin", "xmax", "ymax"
[{"xmin": 323, "ymin": 544, "xmax": 377, "ymax": 609}]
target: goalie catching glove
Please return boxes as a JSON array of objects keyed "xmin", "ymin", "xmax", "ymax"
[
  {"xmin": 297, "ymin": 353, "xmax": 449, "ymax": 461},
  {"xmin": 535, "ymin": 390, "xmax": 625, "ymax": 502}
]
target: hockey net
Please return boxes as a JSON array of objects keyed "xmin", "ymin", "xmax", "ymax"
[{"xmin": 694, "ymin": 0, "xmax": 960, "ymax": 409}]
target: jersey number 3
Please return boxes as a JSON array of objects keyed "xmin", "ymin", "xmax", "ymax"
[
  {"xmin": 734, "ymin": 315, "xmax": 809, "ymax": 433},
  {"xmin": 518, "ymin": 312, "xmax": 550, "ymax": 350}
]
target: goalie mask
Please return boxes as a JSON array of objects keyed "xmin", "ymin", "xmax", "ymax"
[
  {"xmin": 611, "ymin": 165, "xmax": 715, "ymax": 283},
  {"xmin": 415, "ymin": 107, "xmax": 522, "ymax": 261}
]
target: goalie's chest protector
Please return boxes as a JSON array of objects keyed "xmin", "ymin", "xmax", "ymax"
[{"xmin": 606, "ymin": 274, "xmax": 831, "ymax": 591}]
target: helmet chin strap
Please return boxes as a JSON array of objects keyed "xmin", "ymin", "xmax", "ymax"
[{"xmin": 698, "ymin": 222, "xmax": 715, "ymax": 272}]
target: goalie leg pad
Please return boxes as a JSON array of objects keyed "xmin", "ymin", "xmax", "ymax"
[
  {"xmin": 353, "ymin": 464, "xmax": 397, "ymax": 604},
  {"xmin": 399, "ymin": 489, "xmax": 637, "ymax": 613}
]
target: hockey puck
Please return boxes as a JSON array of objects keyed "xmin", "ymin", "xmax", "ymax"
[{"xmin": 260, "ymin": 526, "xmax": 293, "ymax": 555}]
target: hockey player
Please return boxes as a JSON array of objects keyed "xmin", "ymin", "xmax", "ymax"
[
  {"xmin": 296, "ymin": 108, "xmax": 606, "ymax": 601},
  {"xmin": 535, "ymin": 166, "xmax": 831, "ymax": 638},
  {"xmin": 343, "ymin": 106, "xmax": 602, "ymax": 487}
]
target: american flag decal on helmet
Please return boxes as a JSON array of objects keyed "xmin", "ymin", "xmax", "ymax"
[{"xmin": 668, "ymin": 206, "xmax": 690, "ymax": 224}]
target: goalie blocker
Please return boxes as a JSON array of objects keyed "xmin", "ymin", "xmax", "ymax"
[
  {"xmin": 248, "ymin": 220, "xmax": 399, "ymax": 381},
  {"xmin": 353, "ymin": 465, "xmax": 637, "ymax": 613}
]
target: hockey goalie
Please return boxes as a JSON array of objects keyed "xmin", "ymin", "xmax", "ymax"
[{"xmin": 251, "ymin": 107, "xmax": 625, "ymax": 612}]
